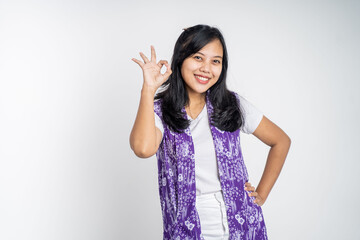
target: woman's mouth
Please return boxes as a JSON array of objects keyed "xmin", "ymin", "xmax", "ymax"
[{"xmin": 194, "ymin": 74, "xmax": 210, "ymax": 84}]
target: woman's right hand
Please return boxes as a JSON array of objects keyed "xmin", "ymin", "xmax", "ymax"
[{"xmin": 132, "ymin": 45, "xmax": 172, "ymax": 93}]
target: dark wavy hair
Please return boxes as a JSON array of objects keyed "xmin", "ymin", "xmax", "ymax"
[{"xmin": 155, "ymin": 24, "xmax": 244, "ymax": 133}]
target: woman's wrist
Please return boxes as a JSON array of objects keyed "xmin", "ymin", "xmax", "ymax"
[
  {"xmin": 141, "ymin": 85, "xmax": 157, "ymax": 96},
  {"xmin": 256, "ymin": 188, "xmax": 268, "ymax": 202}
]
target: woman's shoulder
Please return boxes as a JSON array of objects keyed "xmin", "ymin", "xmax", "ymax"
[
  {"xmin": 228, "ymin": 90, "xmax": 244, "ymax": 106},
  {"xmin": 154, "ymin": 98, "xmax": 163, "ymax": 107},
  {"xmin": 230, "ymin": 91, "xmax": 264, "ymax": 134},
  {"xmin": 153, "ymin": 98, "xmax": 165, "ymax": 134},
  {"xmin": 229, "ymin": 90, "xmax": 242, "ymax": 99},
  {"xmin": 153, "ymin": 98, "xmax": 163, "ymax": 117},
  {"xmin": 229, "ymin": 90, "xmax": 253, "ymax": 108}
]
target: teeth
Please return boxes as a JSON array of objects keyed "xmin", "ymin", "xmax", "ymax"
[{"xmin": 196, "ymin": 75, "xmax": 209, "ymax": 81}]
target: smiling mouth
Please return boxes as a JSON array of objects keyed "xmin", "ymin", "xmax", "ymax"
[{"xmin": 194, "ymin": 74, "xmax": 211, "ymax": 84}]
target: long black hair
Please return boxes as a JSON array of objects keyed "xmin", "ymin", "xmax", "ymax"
[{"xmin": 155, "ymin": 24, "xmax": 244, "ymax": 133}]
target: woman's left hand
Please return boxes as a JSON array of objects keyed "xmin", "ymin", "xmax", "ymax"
[{"xmin": 244, "ymin": 182, "xmax": 265, "ymax": 207}]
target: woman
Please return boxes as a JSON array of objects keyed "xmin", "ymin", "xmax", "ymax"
[{"xmin": 130, "ymin": 24, "xmax": 291, "ymax": 240}]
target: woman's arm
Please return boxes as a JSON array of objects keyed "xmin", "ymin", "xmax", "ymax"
[
  {"xmin": 248, "ymin": 115, "xmax": 291, "ymax": 205},
  {"xmin": 129, "ymin": 46, "xmax": 172, "ymax": 158},
  {"xmin": 129, "ymin": 87, "xmax": 163, "ymax": 158}
]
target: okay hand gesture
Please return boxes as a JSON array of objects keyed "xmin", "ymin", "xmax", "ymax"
[{"xmin": 132, "ymin": 45, "xmax": 172, "ymax": 93}]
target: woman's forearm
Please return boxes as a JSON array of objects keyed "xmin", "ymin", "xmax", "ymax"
[{"xmin": 255, "ymin": 137, "xmax": 291, "ymax": 202}]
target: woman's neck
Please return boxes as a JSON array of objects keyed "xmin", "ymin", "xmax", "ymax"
[
  {"xmin": 187, "ymin": 90, "xmax": 206, "ymax": 107},
  {"xmin": 185, "ymin": 91, "xmax": 206, "ymax": 120}
]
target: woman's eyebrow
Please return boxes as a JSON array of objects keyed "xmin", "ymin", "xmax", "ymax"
[{"xmin": 197, "ymin": 51, "xmax": 223, "ymax": 59}]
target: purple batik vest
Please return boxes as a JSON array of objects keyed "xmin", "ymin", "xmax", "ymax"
[{"xmin": 154, "ymin": 90, "xmax": 268, "ymax": 240}]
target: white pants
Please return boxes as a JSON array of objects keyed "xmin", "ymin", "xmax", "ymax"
[{"xmin": 195, "ymin": 190, "xmax": 230, "ymax": 240}]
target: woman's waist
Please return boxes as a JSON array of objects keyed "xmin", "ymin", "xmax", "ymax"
[{"xmin": 196, "ymin": 190, "xmax": 225, "ymax": 204}]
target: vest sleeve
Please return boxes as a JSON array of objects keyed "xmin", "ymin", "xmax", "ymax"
[
  {"xmin": 154, "ymin": 113, "xmax": 164, "ymax": 135},
  {"xmin": 238, "ymin": 95, "xmax": 264, "ymax": 134},
  {"xmin": 153, "ymin": 99, "xmax": 165, "ymax": 141}
]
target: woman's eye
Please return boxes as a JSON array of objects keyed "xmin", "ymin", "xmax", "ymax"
[
  {"xmin": 214, "ymin": 60, "xmax": 221, "ymax": 64},
  {"xmin": 194, "ymin": 56, "xmax": 202, "ymax": 60}
]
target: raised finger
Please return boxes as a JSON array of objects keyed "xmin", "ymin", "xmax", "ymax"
[
  {"xmin": 139, "ymin": 52, "xmax": 150, "ymax": 63},
  {"xmin": 151, "ymin": 45, "xmax": 156, "ymax": 63},
  {"xmin": 132, "ymin": 58, "xmax": 144, "ymax": 68}
]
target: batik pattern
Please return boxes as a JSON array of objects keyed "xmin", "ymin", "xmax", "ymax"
[{"xmin": 154, "ymin": 90, "xmax": 268, "ymax": 240}]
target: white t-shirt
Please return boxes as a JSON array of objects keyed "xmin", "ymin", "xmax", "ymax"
[{"xmin": 154, "ymin": 95, "xmax": 263, "ymax": 196}]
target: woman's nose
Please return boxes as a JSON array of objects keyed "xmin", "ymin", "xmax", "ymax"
[{"xmin": 199, "ymin": 61, "xmax": 210, "ymax": 73}]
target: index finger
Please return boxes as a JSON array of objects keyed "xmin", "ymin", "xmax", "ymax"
[{"xmin": 151, "ymin": 45, "xmax": 156, "ymax": 63}]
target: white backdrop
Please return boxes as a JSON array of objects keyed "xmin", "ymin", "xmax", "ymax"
[{"xmin": 1, "ymin": 0, "xmax": 359, "ymax": 239}]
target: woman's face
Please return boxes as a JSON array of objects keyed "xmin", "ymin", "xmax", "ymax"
[{"xmin": 181, "ymin": 39, "xmax": 223, "ymax": 97}]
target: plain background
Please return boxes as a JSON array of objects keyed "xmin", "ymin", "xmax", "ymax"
[{"xmin": 1, "ymin": 0, "xmax": 359, "ymax": 239}]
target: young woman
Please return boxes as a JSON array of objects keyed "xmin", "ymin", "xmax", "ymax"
[{"xmin": 130, "ymin": 25, "xmax": 291, "ymax": 240}]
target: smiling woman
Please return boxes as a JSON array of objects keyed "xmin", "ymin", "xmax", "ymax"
[
  {"xmin": 130, "ymin": 24, "xmax": 291, "ymax": 240},
  {"xmin": 181, "ymin": 39, "xmax": 223, "ymax": 96}
]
